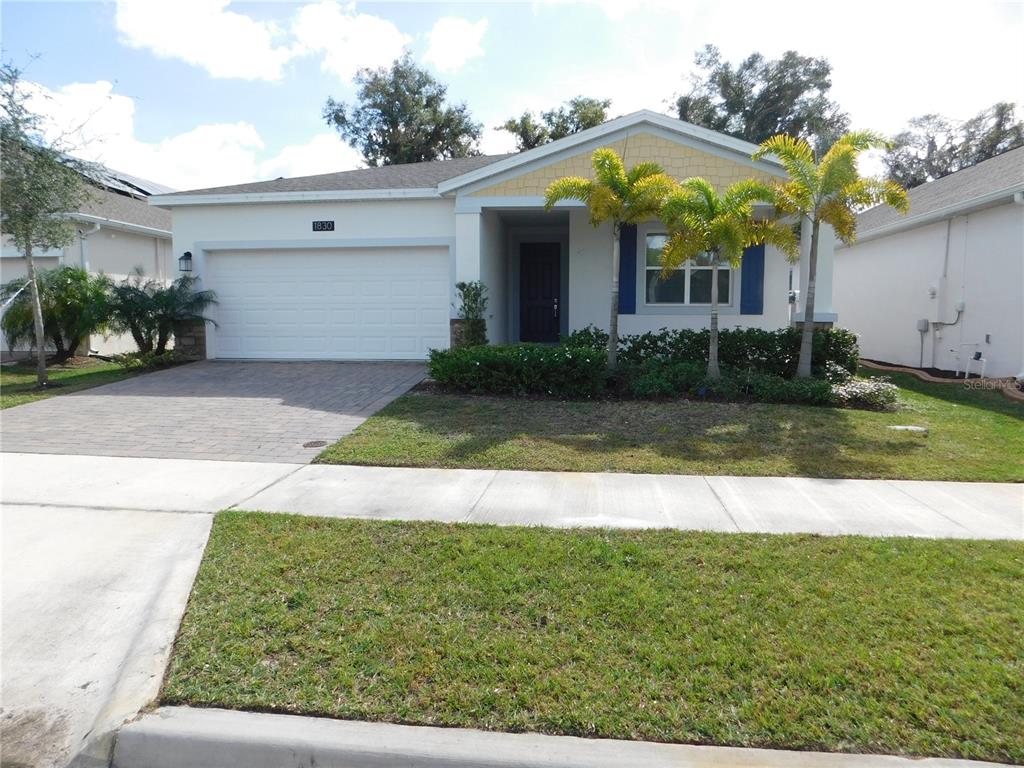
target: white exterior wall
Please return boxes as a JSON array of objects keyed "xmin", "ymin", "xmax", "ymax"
[
  {"xmin": 834, "ymin": 202, "xmax": 1024, "ymax": 378},
  {"xmin": 1, "ymin": 231, "xmax": 171, "ymax": 356},
  {"xmin": 168, "ymin": 198, "xmax": 457, "ymax": 359},
  {"xmin": 566, "ymin": 209, "xmax": 794, "ymax": 335}
]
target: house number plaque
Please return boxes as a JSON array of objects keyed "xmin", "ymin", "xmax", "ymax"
[{"xmin": 312, "ymin": 220, "xmax": 335, "ymax": 232}]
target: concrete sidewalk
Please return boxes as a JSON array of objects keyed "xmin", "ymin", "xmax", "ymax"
[
  {"xmin": 113, "ymin": 706, "xmax": 1007, "ymax": 768},
  {"xmin": 3, "ymin": 452, "xmax": 1020, "ymax": 538}
]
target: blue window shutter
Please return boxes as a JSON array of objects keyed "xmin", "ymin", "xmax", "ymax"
[
  {"xmin": 740, "ymin": 243, "xmax": 765, "ymax": 315},
  {"xmin": 618, "ymin": 224, "xmax": 637, "ymax": 315}
]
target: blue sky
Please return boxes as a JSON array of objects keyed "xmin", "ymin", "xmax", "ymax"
[{"xmin": 3, "ymin": 0, "xmax": 1022, "ymax": 190}]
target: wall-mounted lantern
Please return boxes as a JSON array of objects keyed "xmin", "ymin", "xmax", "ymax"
[{"xmin": 178, "ymin": 251, "xmax": 193, "ymax": 273}]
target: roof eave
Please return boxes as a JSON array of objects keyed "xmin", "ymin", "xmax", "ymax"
[
  {"xmin": 149, "ymin": 187, "xmax": 442, "ymax": 207},
  {"xmin": 843, "ymin": 183, "xmax": 1024, "ymax": 246},
  {"xmin": 67, "ymin": 212, "xmax": 171, "ymax": 239},
  {"xmin": 437, "ymin": 110, "xmax": 782, "ymax": 195}
]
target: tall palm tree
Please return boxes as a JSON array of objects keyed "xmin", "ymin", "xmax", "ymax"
[
  {"xmin": 659, "ymin": 178, "xmax": 799, "ymax": 379},
  {"xmin": 753, "ymin": 132, "xmax": 908, "ymax": 378},
  {"xmin": 544, "ymin": 148, "xmax": 676, "ymax": 368}
]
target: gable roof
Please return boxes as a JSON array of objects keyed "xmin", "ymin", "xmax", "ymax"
[
  {"xmin": 151, "ymin": 111, "xmax": 782, "ymax": 207},
  {"xmin": 156, "ymin": 154, "xmax": 510, "ymax": 199},
  {"xmin": 437, "ymin": 110, "xmax": 781, "ymax": 194},
  {"xmin": 856, "ymin": 147, "xmax": 1024, "ymax": 241}
]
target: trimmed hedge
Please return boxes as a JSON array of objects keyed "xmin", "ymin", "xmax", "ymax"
[
  {"xmin": 627, "ymin": 360, "xmax": 835, "ymax": 405},
  {"xmin": 566, "ymin": 325, "xmax": 859, "ymax": 379},
  {"xmin": 428, "ymin": 344, "xmax": 606, "ymax": 399}
]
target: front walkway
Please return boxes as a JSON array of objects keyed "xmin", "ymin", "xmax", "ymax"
[
  {"xmin": 3, "ymin": 453, "xmax": 1020, "ymax": 539},
  {"xmin": 0, "ymin": 360, "xmax": 425, "ymax": 463}
]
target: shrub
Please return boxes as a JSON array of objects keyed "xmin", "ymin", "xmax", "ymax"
[
  {"xmin": 618, "ymin": 326, "xmax": 858, "ymax": 379},
  {"xmin": 109, "ymin": 271, "xmax": 217, "ymax": 354},
  {"xmin": 453, "ymin": 280, "xmax": 488, "ymax": 347},
  {"xmin": 747, "ymin": 373, "xmax": 835, "ymax": 405},
  {"xmin": 112, "ymin": 350, "xmax": 185, "ymax": 371},
  {"xmin": 832, "ymin": 376, "xmax": 899, "ymax": 410},
  {"xmin": 627, "ymin": 360, "xmax": 705, "ymax": 398},
  {"xmin": 0, "ymin": 266, "xmax": 111, "ymax": 361},
  {"xmin": 562, "ymin": 325, "xmax": 609, "ymax": 351},
  {"xmin": 428, "ymin": 344, "xmax": 606, "ymax": 399}
]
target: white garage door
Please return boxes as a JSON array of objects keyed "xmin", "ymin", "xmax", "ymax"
[{"xmin": 207, "ymin": 247, "xmax": 450, "ymax": 360}]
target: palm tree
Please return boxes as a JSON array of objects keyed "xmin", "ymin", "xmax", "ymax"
[
  {"xmin": 544, "ymin": 148, "xmax": 676, "ymax": 368},
  {"xmin": 659, "ymin": 178, "xmax": 799, "ymax": 379},
  {"xmin": 753, "ymin": 132, "xmax": 908, "ymax": 378}
]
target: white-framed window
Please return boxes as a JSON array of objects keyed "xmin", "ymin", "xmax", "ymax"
[{"xmin": 644, "ymin": 233, "xmax": 731, "ymax": 305}]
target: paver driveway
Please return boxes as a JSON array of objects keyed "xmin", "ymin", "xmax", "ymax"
[{"xmin": 0, "ymin": 361, "xmax": 425, "ymax": 463}]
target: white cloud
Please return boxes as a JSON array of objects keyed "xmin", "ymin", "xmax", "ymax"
[
  {"xmin": 115, "ymin": 0, "xmax": 294, "ymax": 81},
  {"xmin": 24, "ymin": 79, "xmax": 360, "ymax": 190},
  {"xmin": 292, "ymin": 1, "xmax": 410, "ymax": 80},
  {"xmin": 423, "ymin": 17, "xmax": 488, "ymax": 73},
  {"xmin": 259, "ymin": 133, "xmax": 362, "ymax": 179}
]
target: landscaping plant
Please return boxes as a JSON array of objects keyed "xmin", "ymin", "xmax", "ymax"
[
  {"xmin": 453, "ymin": 280, "xmax": 488, "ymax": 347},
  {"xmin": 1, "ymin": 63, "xmax": 96, "ymax": 386},
  {"xmin": 109, "ymin": 270, "xmax": 217, "ymax": 354},
  {"xmin": 752, "ymin": 132, "xmax": 908, "ymax": 377},
  {"xmin": 657, "ymin": 177, "xmax": 798, "ymax": 379},
  {"xmin": 544, "ymin": 148, "xmax": 676, "ymax": 368},
  {"xmin": 1, "ymin": 266, "xmax": 112, "ymax": 362}
]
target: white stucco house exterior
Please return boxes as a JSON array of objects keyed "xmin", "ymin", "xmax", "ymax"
[
  {"xmin": 150, "ymin": 111, "xmax": 838, "ymax": 361},
  {"xmin": 1, "ymin": 167, "xmax": 174, "ymax": 358},
  {"xmin": 834, "ymin": 147, "xmax": 1024, "ymax": 379}
]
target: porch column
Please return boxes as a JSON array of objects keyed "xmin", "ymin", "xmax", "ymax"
[
  {"xmin": 795, "ymin": 218, "xmax": 838, "ymax": 324},
  {"xmin": 454, "ymin": 212, "xmax": 482, "ymax": 289}
]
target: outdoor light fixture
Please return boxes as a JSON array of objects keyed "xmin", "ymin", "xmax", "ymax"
[{"xmin": 178, "ymin": 251, "xmax": 193, "ymax": 272}]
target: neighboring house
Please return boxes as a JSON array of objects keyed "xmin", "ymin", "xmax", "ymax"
[
  {"xmin": 834, "ymin": 147, "xmax": 1024, "ymax": 379},
  {"xmin": 1, "ymin": 166, "xmax": 174, "ymax": 358},
  {"xmin": 150, "ymin": 110, "xmax": 838, "ymax": 361}
]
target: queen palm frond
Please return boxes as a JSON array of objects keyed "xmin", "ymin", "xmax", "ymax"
[
  {"xmin": 544, "ymin": 176, "xmax": 594, "ymax": 210},
  {"xmin": 591, "ymin": 148, "xmax": 629, "ymax": 199}
]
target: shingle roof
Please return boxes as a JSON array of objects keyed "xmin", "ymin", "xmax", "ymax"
[
  {"xmin": 77, "ymin": 186, "xmax": 172, "ymax": 232},
  {"xmin": 162, "ymin": 154, "xmax": 513, "ymax": 197},
  {"xmin": 858, "ymin": 147, "xmax": 1024, "ymax": 233}
]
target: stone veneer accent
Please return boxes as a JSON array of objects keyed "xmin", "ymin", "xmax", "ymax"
[{"xmin": 173, "ymin": 320, "xmax": 207, "ymax": 360}]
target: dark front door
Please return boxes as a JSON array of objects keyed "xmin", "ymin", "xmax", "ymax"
[{"xmin": 519, "ymin": 242, "xmax": 561, "ymax": 342}]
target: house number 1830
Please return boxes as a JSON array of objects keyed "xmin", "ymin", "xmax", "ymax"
[{"xmin": 312, "ymin": 220, "xmax": 335, "ymax": 232}]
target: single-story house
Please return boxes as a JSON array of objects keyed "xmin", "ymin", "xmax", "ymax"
[
  {"xmin": 150, "ymin": 110, "xmax": 838, "ymax": 361},
  {"xmin": 1, "ymin": 166, "xmax": 174, "ymax": 358},
  {"xmin": 834, "ymin": 147, "xmax": 1023, "ymax": 379}
]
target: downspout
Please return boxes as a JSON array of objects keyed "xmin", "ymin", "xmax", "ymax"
[
  {"xmin": 77, "ymin": 222, "xmax": 101, "ymax": 271},
  {"xmin": 77, "ymin": 223, "xmax": 101, "ymax": 355}
]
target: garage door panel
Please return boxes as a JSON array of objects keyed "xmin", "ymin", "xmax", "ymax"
[{"xmin": 208, "ymin": 247, "xmax": 450, "ymax": 360}]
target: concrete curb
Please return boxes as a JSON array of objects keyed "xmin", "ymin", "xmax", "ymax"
[{"xmin": 113, "ymin": 707, "xmax": 1004, "ymax": 768}]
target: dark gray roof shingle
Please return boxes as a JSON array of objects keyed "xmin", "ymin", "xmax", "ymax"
[
  {"xmin": 162, "ymin": 154, "xmax": 513, "ymax": 197},
  {"xmin": 78, "ymin": 186, "xmax": 172, "ymax": 232},
  {"xmin": 859, "ymin": 146, "xmax": 1024, "ymax": 233}
]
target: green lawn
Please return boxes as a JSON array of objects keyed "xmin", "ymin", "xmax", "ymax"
[
  {"xmin": 317, "ymin": 371, "xmax": 1023, "ymax": 481},
  {"xmin": 164, "ymin": 512, "xmax": 1024, "ymax": 762},
  {"xmin": 0, "ymin": 358, "xmax": 138, "ymax": 409}
]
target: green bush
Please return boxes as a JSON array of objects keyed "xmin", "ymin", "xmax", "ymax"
[
  {"xmin": 0, "ymin": 266, "xmax": 111, "ymax": 361},
  {"xmin": 112, "ymin": 350, "xmax": 185, "ymax": 371},
  {"xmin": 562, "ymin": 325, "xmax": 609, "ymax": 351},
  {"xmin": 832, "ymin": 376, "xmax": 899, "ymax": 410},
  {"xmin": 428, "ymin": 344, "xmax": 606, "ymax": 399},
  {"xmin": 748, "ymin": 373, "xmax": 835, "ymax": 405},
  {"xmin": 618, "ymin": 326, "xmax": 859, "ymax": 379},
  {"xmin": 453, "ymin": 281, "xmax": 488, "ymax": 347},
  {"xmin": 627, "ymin": 360, "xmax": 705, "ymax": 398}
]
